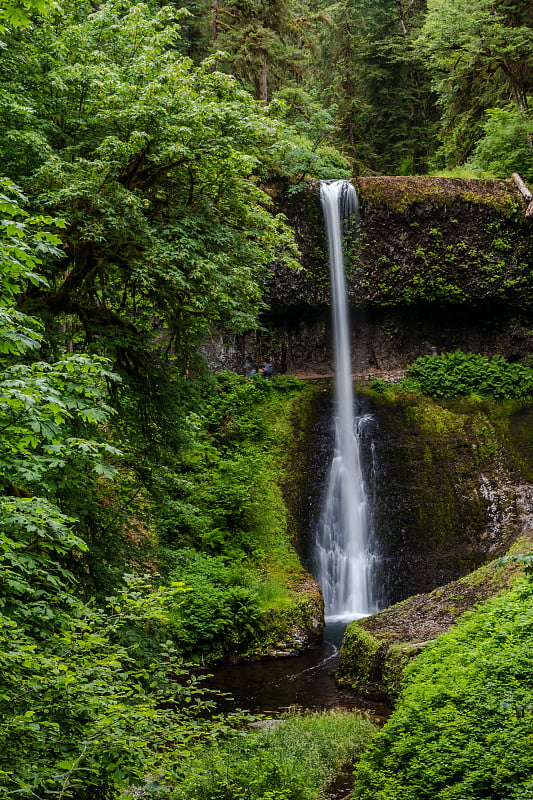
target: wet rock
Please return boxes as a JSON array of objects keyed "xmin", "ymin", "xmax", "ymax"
[
  {"xmin": 359, "ymin": 390, "xmax": 528, "ymax": 606},
  {"xmin": 336, "ymin": 529, "xmax": 533, "ymax": 702}
]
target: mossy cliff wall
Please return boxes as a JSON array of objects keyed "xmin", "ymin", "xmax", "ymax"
[
  {"xmin": 360, "ymin": 388, "xmax": 533, "ymax": 607},
  {"xmin": 204, "ymin": 177, "xmax": 532, "ymax": 374},
  {"xmin": 335, "ymin": 389, "xmax": 533, "ymax": 701}
]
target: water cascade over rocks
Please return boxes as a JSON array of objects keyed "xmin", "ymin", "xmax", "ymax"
[{"xmin": 314, "ymin": 180, "xmax": 379, "ymax": 622}]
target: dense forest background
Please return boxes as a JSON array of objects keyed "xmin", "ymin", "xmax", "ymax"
[{"xmin": 0, "ymin": 0, "xmax": 532, "ymax": 797}]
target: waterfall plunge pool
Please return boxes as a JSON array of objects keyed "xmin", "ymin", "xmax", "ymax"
[{"xmin": 202, "ymin": 620, "xmax": 391, "ymax": 725}]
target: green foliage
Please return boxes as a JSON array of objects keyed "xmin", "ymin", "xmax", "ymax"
[
  {"xmin": 167, "ymin": 549, "xmax": 262, "ymax": 659},
  {"xmin": 176, "ymin": 711, "xmax": 377, "ymax": 800},
  {"xmin": 115, "ymin": 368, "xmax": 313, "ymax": 661},
  {"xmin": 0, "ymin": 0, "xmax": 54, "ymax": 29},
  {"xmin": 0, "ymin": 572, "xmax": 226, "ymax": 799},
  {"xmin": 353, "ymin": 581, "xmax": 533, "ymax": 800},
  {"xmin": 0, "ymin": 175, "xmax": 126, "ymax": 576},
  {"xmin": 469, "ymin": 105, "xmax": 533, "ymax": 181},
  {"xmin": 0, "ymin": 0, "xmax": 301, "ymax": 365},
  {"xmin": 499, "ymin": 552, "xmax": 533, "ymax": 577},
  {"xmin": 0, "ymin": 178, "xmax": 64, "ymax": 305},
  {"xmin": 0, "ymin": 167, "xmax": 229, "ymax": 799},
  {"xmin": 314, "ymin": 0, "xmax": 438, "ymax": 173},
  {"xmin": 152, "ymin": 371, "xmax": 304, "ymax": 562},
  {"xmin": 208, "ymin": 0, "xmax": 312, "ymax": 105},
  {"xmin": 0, "ymin": 187, "xmax": 258, "ymax": 800},
  {"xmin": 401, "ymin": 351, "xmax": 533, "ymax": 400}
]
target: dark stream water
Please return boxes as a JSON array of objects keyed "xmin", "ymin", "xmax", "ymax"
[
  {"xmin": 202, "ymin": 623, "xmax": 391, "ymax": 799},
  {"xmin": 203, "ymin": 622, "xmax": 391, "ymax": 725}
]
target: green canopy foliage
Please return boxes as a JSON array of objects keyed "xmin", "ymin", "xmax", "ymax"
[
  {"xmin": 0, "ymin": 176, "xmax": 244, "ymax": 800},
  {"xmin": 0, "ymin": 0, "xmax": 54, "ymax": 29},
  {"xmin": 1, "ymin": 0, "xmax": 302, "ymax": 368},
  {"xmin": 414, "ymin": 0, "xmax": 533, "ymax": 169}
]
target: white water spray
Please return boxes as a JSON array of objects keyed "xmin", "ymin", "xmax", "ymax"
[{"xmin": 315, "ymin": 180, "xmax": 376, "ymax": 621}]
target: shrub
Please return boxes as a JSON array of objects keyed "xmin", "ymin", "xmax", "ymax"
[
  {"xmin": 0, "ymin": 574, "xmax": 222, "ymax": 799},
  {"xmin": 167, "ymin": 549, "xmax": 262, "ymax": 659},
  {"xmin": 353, "ymin": 581, "xmax": 533, "ymax": 800},
  {"xmin": 401, "ymin": 351, "xmax": 533, "ymax": 400},
  {"xmin": 468, "ymin": 106, "xmax": 533, "ymax": 182}
]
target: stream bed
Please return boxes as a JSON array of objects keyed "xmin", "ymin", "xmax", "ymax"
[
  {"xmin": 202, "ymin": 623, "xmax": 390, "ymax": 799},
  {"xmin": 203, "ymin": 622, "xmax": 391, "ymax": 725}
]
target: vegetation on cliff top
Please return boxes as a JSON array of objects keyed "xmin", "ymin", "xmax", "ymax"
[{"xmin": 401, "ymin": 351, "xmax": 533, "ymax": 400}]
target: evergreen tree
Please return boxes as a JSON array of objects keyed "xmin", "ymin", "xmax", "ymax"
[
  {"xmin": 315, "ymin": 0, "xmax": 438, "ymax": 174},
  {"xmin": 210, "ymin": 0, "xmax": 306, "ymax": 103},
  {"xmin": 414, "ymin": 0, "xmax": 533, "ymax": 168}
]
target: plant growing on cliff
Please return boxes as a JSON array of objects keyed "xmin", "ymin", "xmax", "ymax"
[{"xmin": 401, "ymin": 351, "xmax": 533, "ymax": 400}]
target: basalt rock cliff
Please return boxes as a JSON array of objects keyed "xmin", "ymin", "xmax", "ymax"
[{"xmin": 204, "ymin": 176, "xmax": 533, "ymax": 375}]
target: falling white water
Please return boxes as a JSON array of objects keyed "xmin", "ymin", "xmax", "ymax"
[{"xmin": 315, "ymin": 180, "xmax": 375, "ymax": 622}]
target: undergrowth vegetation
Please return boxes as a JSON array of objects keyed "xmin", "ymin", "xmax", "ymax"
[
  {"xmin": 115, "ymin": 370, "xmax": 318, "ymax": 662},
  {"xmin": 176, "ymin": 711, "xmax": 377, "ymax": 800},
  {"xmin": 400, "ymin": 351, "xmax": 533, "ymax": 400},
  {"xmin": 353, "ymin": 579, "xmax": 533, "ymax": 800}
]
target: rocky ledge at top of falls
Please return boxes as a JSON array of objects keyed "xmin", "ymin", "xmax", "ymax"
[{"xmin": 206, "ymin": 175, "xmax": 533, "ymax": 377}]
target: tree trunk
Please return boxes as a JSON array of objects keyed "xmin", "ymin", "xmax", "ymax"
[
  {"xmin": 395, "ymin": 1, "xmax": 408, "ymax": 35},
  {"xmin": 511, "ymin": 173, "xmax": 533, "ymax": 218},
  {"xmin": 212, "ymin": 0, "xmax": 218, "ymax": 41},
  {"xmin": 259, "ymin": 56, "xmax": 268, "ymax": 104}
]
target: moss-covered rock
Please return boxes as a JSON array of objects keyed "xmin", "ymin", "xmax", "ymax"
[
  {"xmin": 353, "ymin": 177, "xmax": 532, "ymax": 311},
  {"xmin": 250, "ymin": 575, "xmax": 324, "ymax": 659},
  {"xmin": 336, "ymin": 532, "xmax": 533, "ymax": 701},
  {"xmin": 360, "ymin": 388, "xmax": 531, "ymax": 605}
]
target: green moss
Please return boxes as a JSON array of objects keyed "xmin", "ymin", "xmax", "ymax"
[
  {"xmin": 154, "ymin": 374, "xmax": 327, "ymax": 662},
  {"xmin": 336, "ymin": 537, "xmax": 533, "ymax": 702},
  {"xmin": 404, "ymin": 401, "xmax": 466, "ymax": 435},
  {"xmin": 353, "ymin": 581, "xmax": 533, "ymax": 800},
  {"xmin": 355, "ymin": 176, "xmax": 522, "ymax": 216},
  {"xmin": 337, "ymin": 624, "xmax": 383, "ymax": 695}
]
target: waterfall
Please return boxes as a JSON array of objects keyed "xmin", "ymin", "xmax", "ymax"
[{"xmin": 314, "ymin": 179, "xmax": 376, "ymax": 622}]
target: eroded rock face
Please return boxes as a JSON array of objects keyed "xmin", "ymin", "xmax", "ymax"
[
  {"xmin": 334, "ymin": 392, "xmax": 533, "ymax": 701},
  {"xmin": 209, "ymin": 305, "xmax": 531, "ymax": 378},
  {"xmin": 204, "ymin": 176, "xmax": 533, "ymax": 375}
]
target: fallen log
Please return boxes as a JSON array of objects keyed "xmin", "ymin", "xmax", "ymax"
[
  {"xmin": 511, "ymin": 172, "xmax": 532, "ymax": 200},
  {"xmin": 511, "ymin": 172, "xmax": 533, "ymax": 217}
]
